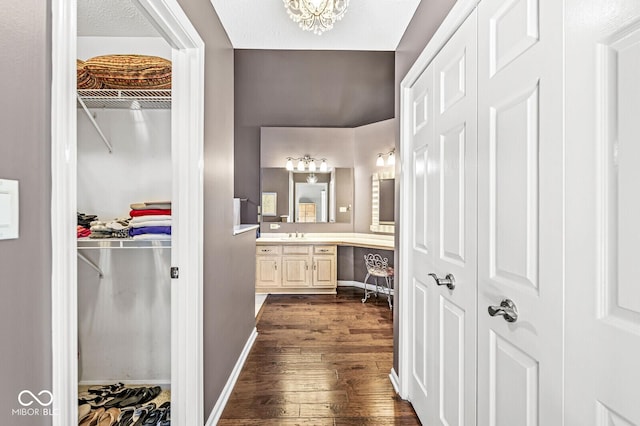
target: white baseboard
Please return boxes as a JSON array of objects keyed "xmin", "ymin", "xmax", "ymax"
[
  {"xmin": 389, "ymin": 368, "xmax": 400, "ymax": 395},
  {"xmin": 337, "ymin": 280, "xmax": 395, "ymax": 296},
  {"xmin": 78, "ymin": 379, "xmax": 170, "ymax": 387},
  {"xmin": 205, "ymin": 327, "xmax": 258, "ymax": 426}
]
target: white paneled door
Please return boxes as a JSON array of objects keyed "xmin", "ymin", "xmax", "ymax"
[
  {"xmin": 407, "ymin": 10, "xmax": 478, "ymax": 426},
  {"xmin": 407, "ymin": 57, "xmax": 436, "ymax": 424},
  {"xmin": 477, "ymin": 0, "xmax": 564, "ymax": 424},
  {"xmin": 565, "ymin": 0, "xmax": 640, "ymax": 424}
]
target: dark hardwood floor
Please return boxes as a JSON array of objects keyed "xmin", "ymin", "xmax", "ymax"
[{"xmin": 219, "ymin": 287, "xmax": 420, "ymax": 425}]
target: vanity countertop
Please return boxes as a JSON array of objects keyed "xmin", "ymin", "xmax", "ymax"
[
  {"xmin": 257, "ymin": 233, "xmax": 394, "ymax": 250},
  {"xmin": 233, "ymin": 224, "xmax": 260, "ymax": 236}
]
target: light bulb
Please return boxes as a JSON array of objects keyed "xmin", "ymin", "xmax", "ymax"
[
  {"xmin": 297, "ymin": 160, "xmax": 305, "ymax": 171},
  {"xmin": 320, "ymin": 160, "xmax": 328, "ymax": 172},
  {"xmin": 376, "ymin": 154, "xmax": 385, "ymax": 167},
  {"xmin": 285, "ymin": 158, "xmax": 294, "ymax": 171},
  {"xmin": 309, "ymin": 160, "xmax": 316, "ymax": 172},
  {"xmin": 387, "ymin": 151, "xmax": 395, "ymax": 166}
]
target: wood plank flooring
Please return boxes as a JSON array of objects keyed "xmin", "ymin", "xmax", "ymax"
[{"xmin": 219, "ymin": 287, "xmax": 420, "ymax": 425}]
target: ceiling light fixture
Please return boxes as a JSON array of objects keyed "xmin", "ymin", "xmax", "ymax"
[
  {"xmin": 286, "ymin": 155, "xmax": 328, "ymax": 172},
  {"xmin": 283, "ymin": 0, "xmax": 350, "ymax": 35},
  {"xmin": 376, "ymin": 149, "xmax": 396, "ymax": 167}
]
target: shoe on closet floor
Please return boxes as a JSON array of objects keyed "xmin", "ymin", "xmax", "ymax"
[
  {"xmin": 97, "ymin": 407, "xmax": 120, "ymax": 426},
  {"xmin": 114, "ymin": 406, "xmax": 134, "ymax": 425},
  {"xmin": 156, "ymin": 401, "xmax": 170, "ymax": 425},
  {"xmin": 89, "ymin": 383, "xmax": 125, "ymax": 395},
  {"xmin": 79, "ymin": 407, "xmax": 104, "ymax": 426},
  {"xmin": 130, "ymin": 403, "xmax": 156, "ymax": 426},
  {"xmin": 78, "ymin": 403, "xmax": 91, "ymax": 421}
]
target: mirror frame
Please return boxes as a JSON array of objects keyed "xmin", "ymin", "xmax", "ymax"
[{"xmin": 370, "ymin": 172, "xmax": 395, "ymax": 234}]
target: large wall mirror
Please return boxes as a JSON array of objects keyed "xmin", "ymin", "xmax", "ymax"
[
  {"xmin": 261, "ymin": 167, "xmax": 353, "ymax": 224},
  {"xmin": 370, "ymin": 173, "xmax": 395, "ymax": 233}
]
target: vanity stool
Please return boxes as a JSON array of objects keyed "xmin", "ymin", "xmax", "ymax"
[{"xmin": 362, "ymin": 253, "xmax": 394, "ymax": 310}]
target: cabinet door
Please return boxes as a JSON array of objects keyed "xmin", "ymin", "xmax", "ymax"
[
  {"xmin": 282, "ymin": 256, "xmax": 311, "ymax": 287},
  {"xmin": 312, "ymin": 256, "xmax": 335, "ymax": 288},
  {"xmin": 256, "ymin": 256, "xmax": 280, "ymax": 289}
]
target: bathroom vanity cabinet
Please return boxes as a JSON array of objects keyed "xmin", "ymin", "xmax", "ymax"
[{"xmin": 255, "ymin": 243, "xmax": 337, "ymax": 293}]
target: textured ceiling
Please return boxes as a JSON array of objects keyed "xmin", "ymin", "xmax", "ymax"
[
  {"xmin": 77, "ymin": 0, "xmax": 159, "ymax": 37},
  {"xmin": 210, "ymin": 0, "xmax": 421, "ymax": 50},
  {"xmin": 78, "ymin": 0, "xmax": 421, "ymax": 50}
]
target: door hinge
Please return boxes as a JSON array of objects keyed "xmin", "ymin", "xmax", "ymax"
[{"xmin": 170, "ymin": 267, "xmax": 179, "ymax": 279}]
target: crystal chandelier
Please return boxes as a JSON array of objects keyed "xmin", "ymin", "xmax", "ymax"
[{"xmin": 283, "ymin": 0, "xmax": 350, "ymax": 35}]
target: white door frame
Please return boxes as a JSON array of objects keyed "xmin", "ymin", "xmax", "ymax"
[
  {"xmin": 398, "ymin": 0, "xmax": 479, "ymax": 400},
  {"xmin": 51, "ymin": 1, "xmax": 205, "ymax": 425}
]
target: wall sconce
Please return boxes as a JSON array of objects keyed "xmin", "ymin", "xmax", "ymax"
[
  {"xmin": 286, "ymin": 155, "xmax": 328, "ymax": 172},
  {"xmin": 376, "ymin": 149, "xmax": 395, "ymax": 167}
]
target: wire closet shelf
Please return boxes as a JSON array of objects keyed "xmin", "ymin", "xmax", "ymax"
[{"xmin": 77, "ymin": 89, "xmax": 172, "ymax": 110}]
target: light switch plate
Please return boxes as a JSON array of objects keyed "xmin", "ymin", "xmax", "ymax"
[
  {"xmin": 339, "ymin": 206, "xmax": 347, "ymax": 213},
  {"xmin": 0, "ymin": 179, "xmax": 19, "ymax": 240}
]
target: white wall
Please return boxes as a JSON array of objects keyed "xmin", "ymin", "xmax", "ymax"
[
  {"xmin": 78, "ymin": 36, "xmax": 171, "ymax": 60},
  {"xmin": 77, "ymin": 36, "xmax": 172, "ymax": 383}
]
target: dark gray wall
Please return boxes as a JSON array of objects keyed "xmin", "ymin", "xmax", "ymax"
[
  {"xmin": 392, "ymin": 0, "xmax": 456, "ymax": 375},
  {"xmin": 176, "ymin": 0, "xmax": 256, "ymax": 419},
  {"xmin": 234, "ymin": 50, "xmax": 395, "ymax": 224},
  {"xmin": 0, "ymin": 1, "xmax": 52, "ymax": 424}
]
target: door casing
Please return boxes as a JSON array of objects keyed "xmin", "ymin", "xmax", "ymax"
[{"xmin": 51, "ymin": 1, "xmax": 205, "ymax": 425}]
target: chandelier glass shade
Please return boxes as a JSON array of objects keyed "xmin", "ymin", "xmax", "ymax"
[{"xmin": 283, "ymin": 0, "xmax": 350, "ymax": 35}]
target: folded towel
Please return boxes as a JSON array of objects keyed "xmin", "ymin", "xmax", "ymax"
[
  {"xmin": 130, "ymin": 215, "xmax": 172, "ymax": 224},
  {"xmin": 131, "ymin": 234, "xmax": 171, "ymax": 241},
  {"xmin": 130, "ymin": 220, "xmax": 172, "ymax": 228},
  {"xmin": 130, "ymin": 209, "xmax": 171, "ymax": 217},
  {"xmin": 129, "ymin": 226, "xmax": 172, "ymax": 237},
  {"xmin": 130, "ymin": 201, "xmax": 172, "ymax": 210}
]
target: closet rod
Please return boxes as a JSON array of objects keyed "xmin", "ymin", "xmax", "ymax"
[
  {"xmin": 77, "ymin": 251, "xmax": 104, "ymax": 279},
  {"xmin": 77, "ymin": 94, "xmax": 113, "ymax": 153}
]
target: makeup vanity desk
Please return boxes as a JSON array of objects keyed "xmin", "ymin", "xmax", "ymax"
[{"xmin": 255, "ymin": 233, "xmax": 394, "ymax": 294}]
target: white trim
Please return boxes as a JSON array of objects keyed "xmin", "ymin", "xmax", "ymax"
[
  {"xmin": 400, "ymin": 0, "xmax": 480, "ymax": 88},
  {"xmin": 389, "ymin": 368, "xmax": 401, "ymax": 395},
  {"xmin": 398, "ymin": 0, "xmax": 478, "ymax": 403},
  {"xmin": 51, "ymin": 1, "xmax": 204, "ymax": 426},
  {"xmin": 51, "ymin": 1, "xmax": 78, "ymax": 424},
  {"xmin": 205, "ymin": 328, "xmax": 259, "ymax": 426}
]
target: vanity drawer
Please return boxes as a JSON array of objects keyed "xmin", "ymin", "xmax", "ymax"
[
  {"xmin": 282, "ymin": 245, "xmax": 311, "ymax": 255},
  {"xmin": 256, "ymin": 245, "xmax": 281, "ymax": 255},
  {"xmin": 314, "ymin": 245, "xmax": 336, "ymax": 255}
]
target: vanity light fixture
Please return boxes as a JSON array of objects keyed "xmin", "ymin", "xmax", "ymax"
[
  {"xmin": 286, "ymin": 155, "xmax": 328, "ymax": 172},
  {"xmin": 376, "ymin": 149, "xmax": 396, "ymax": 167},
  {"xmin": 283, "ymin": 0, "xmax": 349, "ymax": 35},
  {"xmin": 306, "ymin": 173, "xmax": 319, "ymax": 184}
]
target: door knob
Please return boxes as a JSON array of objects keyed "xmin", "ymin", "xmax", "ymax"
[
  {"xmin": 428, "ymin": 273, "xmax": 455, "ymax": 290},
  {"xmin": 488, "ymin": 299, "xmax": 518, "ymax": 322}
]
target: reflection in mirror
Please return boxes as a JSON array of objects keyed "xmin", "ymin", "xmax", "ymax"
[
  {"xmin": 370, "ymin": 173, "xmax": 395, "ymax": 234},
  {"xmin": 295, "ymin": 181, "xmax": 328, "ymax": 222},
  {"xmin": 289, "ymin": 171, "xmax": 334, "ymax": 223},
  {"xmin": 379, "ymin": 178, "xmax": 395, "ymax": 224},
  {"xmin": 260, "ymin": 167, "xmax": 353, "ymax": 225}
]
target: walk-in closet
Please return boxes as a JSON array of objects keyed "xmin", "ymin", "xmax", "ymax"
[{"xmin": 76, "ymin": 2, "xmax": 173, "ymax": 424}]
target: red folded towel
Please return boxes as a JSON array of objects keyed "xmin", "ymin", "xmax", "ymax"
[{"xmin": 129, "ymin": 209, "xmax": 172, "ymax": 217}]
